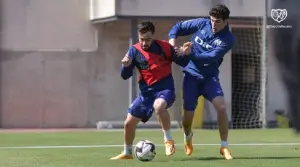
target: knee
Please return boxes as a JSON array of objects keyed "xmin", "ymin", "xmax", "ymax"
[
  {"xmin": 124, "ymin": 120, "xmax": 133, "ymax": 129},
  {"xmin": 212, "ymin": 97, "xmax": 227, "ymax": 114},
  {"xmin": 153, "ymin": 99, "xmax": 167, "ymax": 114},
  {"xmin": 216, "ymin": 104, "xmax": 226, "ymax": 114},
  {"xmin": 124, "ymin": 117, "xmax": 137, "ymax": 129}
]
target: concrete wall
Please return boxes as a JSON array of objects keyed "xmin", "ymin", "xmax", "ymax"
[
  {"xmin": 91, "ymin": 0, "xmax": 266, "ymax": 19},
  {"xmin": 1, "ymin": 0, "xmax": 97, "ymax": 51},
  {"xmin": 0, "ymin": 0, "xmax": 286, "ymax": 128},
  {"xmin": 0, "ymin": 0, "xmax": 99, "ymax": 128}
]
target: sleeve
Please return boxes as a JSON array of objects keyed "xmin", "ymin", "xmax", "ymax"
[
  {"xmin": 191, "ymin": 36, "xmax": 235, "ymax": 64},
  {"xmin": 170, "ymin": 46, "xmax": 190, "ymax": 67},
  {"xmin": 168, "ymin": 18, "xmax": 205, "ymax": 39},
  {"xmin": 120, "ymin": 46, "xmax": 136, "ymax": 80}
]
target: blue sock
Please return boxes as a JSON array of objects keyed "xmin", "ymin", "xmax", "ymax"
[{"xmin": 221, "ymin": 141, "xmax": 228, "ymax": 147}]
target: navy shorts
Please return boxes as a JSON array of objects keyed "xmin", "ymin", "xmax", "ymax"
[
  {"xmin": 183, "ymin": 72, "xmax": 224, "ymax": 111},
  {"xmin": 128, "ymin": 89, "xmax": 175, "ymax": 123}
]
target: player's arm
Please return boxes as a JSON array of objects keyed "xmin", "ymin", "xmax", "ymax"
[
  {"xmin": 191, "ymin": 37, "xmax": 235, "ymax": 64},
  {"xmin": 120, "ymin": 46, "xmax": 136, "ymax": 80},
  {"xmin": 170, "ymin": 45, "xmax": 190, "ymax": 67},
  {"xmin": 168, "ymin": 18, "xmax": 205, "ymax": 46}
]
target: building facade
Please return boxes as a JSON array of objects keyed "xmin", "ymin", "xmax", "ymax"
[{"xmin": 0, "ymin": 0, "xmax": 286, "ymax": 128}]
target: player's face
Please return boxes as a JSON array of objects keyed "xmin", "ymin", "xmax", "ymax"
[
  {"xmin": 138, "ymin": 31, "xmax": 153, "ymax": 50},
  {"xmin": 210, "ymin": 16, "xmax": 227, "ymax": 33}
]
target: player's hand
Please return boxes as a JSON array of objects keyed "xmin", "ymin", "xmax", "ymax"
[
  {"xmin": 174, "ymin": 46, "xmax": 182, "ymax": 55},
  {"xmin": 175, "ymin": 42, "xmax": 193, "ymax": 56},
  {"xmin": 121, "ymin": 54, "xmax": 132, "ymax": 67},
  {"xmin": 182, "ymin": 42, "xmax": 193, "ymax": 55}
]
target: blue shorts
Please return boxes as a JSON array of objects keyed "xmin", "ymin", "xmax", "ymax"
[
  {"xmin": 128, "ymin": 89, "xmax": 175, "ymax": 123},
  {"xmin": 183, "ymin": 72, "xmax": 224, "ymax": 111}
]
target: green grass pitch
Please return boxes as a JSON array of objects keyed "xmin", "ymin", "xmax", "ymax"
[{"xmin": 0, "ymin": 129, "xmax": 299, "ymax": 167}]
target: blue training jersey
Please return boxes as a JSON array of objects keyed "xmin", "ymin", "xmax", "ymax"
[
  {"xmin": 121, "ymin": 41, "xmax": 189, "ymax": 94},
  {"xmin": 168, "ymin": 18, "xmax": 235, "ymax": 79}
]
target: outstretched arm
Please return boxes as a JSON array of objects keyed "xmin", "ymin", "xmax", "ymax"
[
  {"xmin": 168, "ymin": 18, "xmax": 205, "ymax": 38},
  {"xmin": 121, "ymin": 46, "xmax": 136, "ymax": 80},
  {"xmin": 168, "ymin": 18, "xmax": 205, "ymax": 46}
]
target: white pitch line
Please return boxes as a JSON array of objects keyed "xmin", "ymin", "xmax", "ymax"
[{"xmin": 0, "ymin": 143, "xmax": 300, "ymax": 149}]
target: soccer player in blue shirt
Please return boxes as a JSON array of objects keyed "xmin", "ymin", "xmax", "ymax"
[
  {"xmin": 110, "ymin": 21, "xmax": 190, "ymax": 160},
  {"xmin": 168, "ymin": 4, "xmax": 235, "ymax": 160}
]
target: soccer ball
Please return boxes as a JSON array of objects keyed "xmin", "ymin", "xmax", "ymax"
[{"xmin": 134, "ymin": 140, "xmax": 156, "ymax": 162}]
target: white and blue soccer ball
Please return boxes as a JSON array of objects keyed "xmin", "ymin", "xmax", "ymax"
[{"xmin": 134, "ymin": 140, "xmax": 156, "ymax": 162}]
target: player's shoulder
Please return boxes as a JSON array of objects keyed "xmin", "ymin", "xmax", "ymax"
[
  {"xmin": 129, "ymin": 45, "xmax": 138, "ymax": 51},
  {"xmin": 155, "ymin": 40, "xmax": 172, "ymax": 47},
  {"xmin": 127, "ymin": 45, "xmax": 138, "ymax": 58},
  {"xmin": 196, "ymin": 18, "xmax": 212, "ymax": 30},
  {"xmin": 131, "ymin": 43, "xmax": 140, "ymax": 48},
  {"xmin": 201, "ymin": 18, "xmax": 211, "ymax": 23},
  {"xmin": 183, "ymin": 17, "xmax": 209, "ymax": 24},
  {"xmin": 155, "ymin": 40, "xmax": 174, "ymax": 54}
]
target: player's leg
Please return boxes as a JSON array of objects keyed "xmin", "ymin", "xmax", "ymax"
[
  {"xmin": 203, "ymin": 77, "xmax": 232, "ymax": 160},
  {"xmin": 110, "ymin": 97, "xmax": 144, "ymax": 160},
  {"xmin": 153, "ymin": 89, "xmax": 176, "ymax": 156},
  {"xmin": 124, "ymin": 113, "xmax": 141, "ymax": 156},
  {"xmin": 110, "ymin": 113, "xmax": 140, "ymax": 160},
  {"xmin": 182, "ymin": 73, "xmax": 201, "ymax": 156}
]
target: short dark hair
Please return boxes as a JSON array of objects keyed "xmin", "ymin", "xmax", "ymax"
[
  {"xmin": 209, "ymin": 4, "xmax": 230, "ymax": 20},
  {"xmin": 137, "ymin": 21, "xmax": 155, "ymax": 34}
]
